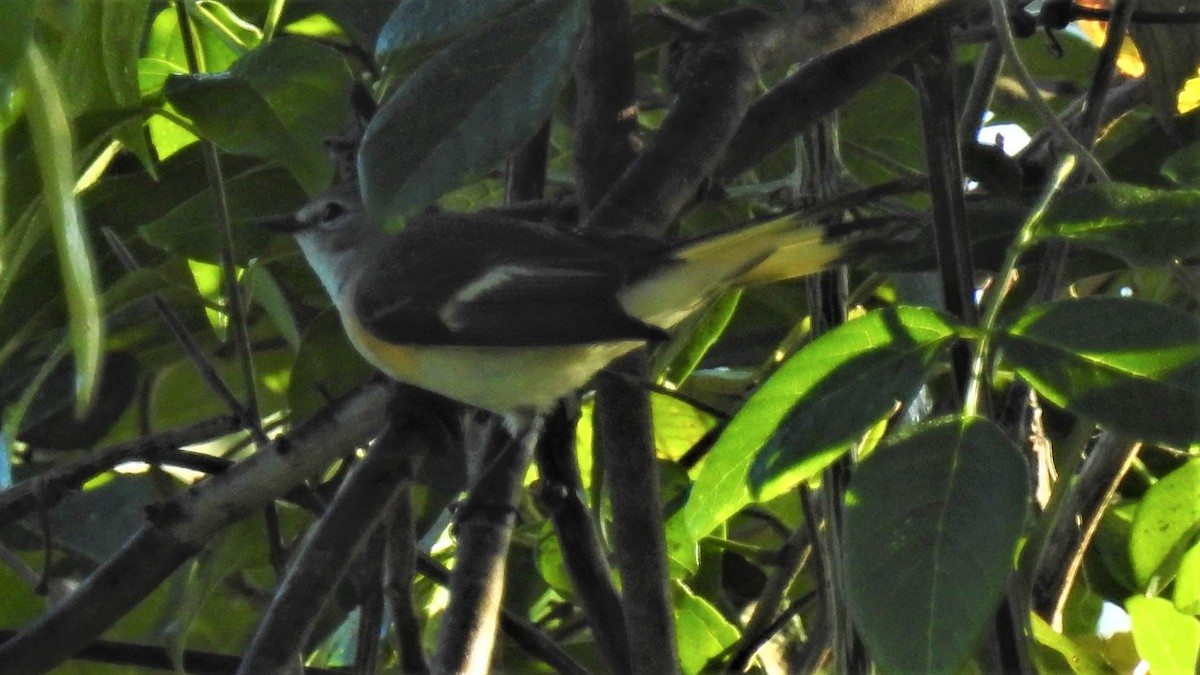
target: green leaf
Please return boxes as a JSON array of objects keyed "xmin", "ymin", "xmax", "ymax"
[
  {"xmin": 673, "ymin": 581, "xmax": 739, "ymax": 675},
  {"xmin": 844, "ymin": 415, "xmax": 1030, "ymax": 675},
  {"xmin": 375, "ymin": 0, "xmax": 521, "ymax": 60},
  {"xmin": 1126, "ymin": 595, "xmax": 1200, "ymax": 673},
  {"xmin": 651, "ymin": 393, "xmax": 715, "ymax": 463},
  {"xmin": 247, "ymin": 262, "xmax": 301, "ymax": 351},
  {"xmin": 287, "ymin": 312, "xmax": 374, "ymax": 421},
  {"xmin": 1128, "ymin": 1, "xmax": 1200, "ymax": 123},
  {"xmin": 55, "ymin": 0, "xmax": 152, "ymax": 168},
  {"xmin": 1129, "ymin": 459, "xmax": 1200, "ymax": 589},
  {"xmin": 21, "ymin": 42, "xmax": 102, "ymax": 415},
  {"xmin": 1163, "ymin": 141, "xmax": 1200, "ymax": 188},
  {"xmin": 56, "ymin": 0, "xmax": 149, "ymax": 116},
  {"xmin": 659, "ymin": 290, "xmax": 741, "ymax": 387},
  {"xmin": 685, "ymin": 306, "xmax": 959, "ymax": 538},
  {"xmin": 137, "ymin": 164, "xmax": 307, "ymax": 263},
  {"xmin": 1032, "ymin": 183, "xmax": 1200, "ymax": 266},
  {"xmin": 840, "ymin": 75, "xmax": 925, "ymax": 184},
  {"xmin": 1030, "ymin": 613, "xmax": 1108, "ymax": 674},
  {"xmin": 0, "ymin": 1, "xmax": 34, "ymax": 93},
  {"xmin": 997, "ymin": 298, "xmax": 1200, "ymax": 447},
  {"xmin": 1176, "ymin": 540, "xmax": 1200, "ymax": 615},
  {"xmin": 139, "ymin": 4, "xmax": 254, "ymax": 159},
  {"xmin": 749, "ymin": 306, "xmax": 962, "ymax": 495},
  {"xmin": 164, "ymin": 37, "xmax": 351, "ymax": 194},
  {"xmin": 359, "ymin": 0, "xmax": 587, "ymax": 225}
]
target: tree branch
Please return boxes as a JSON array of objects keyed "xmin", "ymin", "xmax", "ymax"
[
  {"xmin": 236, "ymin": 421, "xmax": 423, "ymax": 674},
  {"xmin": 0, "ymin": 381, "xmax": 390, "ymax": 674}
]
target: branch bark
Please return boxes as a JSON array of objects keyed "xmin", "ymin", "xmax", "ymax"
[{"xmin": 0, "ymin": 381, "xmax": 390, "ymax": 674}]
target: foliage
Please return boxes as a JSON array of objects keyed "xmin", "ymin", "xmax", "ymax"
[{"xmin": 0, "ymin": 0, "xmax": 1198, "ymax": 673}]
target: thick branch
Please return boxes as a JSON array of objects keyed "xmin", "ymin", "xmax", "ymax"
[
  {"xmin": 596, "ymin": 354, "xmax": 680, "ymax": 675},
  {"xmin": 716, "ymin": 3, "xmax": 970, "ymax": 184},
  {"xmin": 432, "ymin": 426, "xmax": 537, "ymax": 675},
  {"xmin": 236, "ymin": 424, "xmax": 422, "ymax": 674},
  {"xmin": 534, "ymin": 405, "xmax": 630, "ymax": 673},
  {"xmin": 0, "ymin": 415, "xmax": 240, "ymax": 529}
]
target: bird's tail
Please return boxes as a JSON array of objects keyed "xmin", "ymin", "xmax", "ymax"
[
  {"xmin": 620, "ymin": 211, "xmax": 918, "ymax": 329},
  {"xmin": 677, "ymin": 211, "xmax": 917, "ymax": 284}
]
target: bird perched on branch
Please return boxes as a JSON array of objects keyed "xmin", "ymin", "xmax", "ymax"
[{"xmin": 267, "ymin": 183, "xmax": 906, "ymax": 416}]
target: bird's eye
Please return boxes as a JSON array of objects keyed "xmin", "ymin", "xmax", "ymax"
[{"xmin": 319, "ymin": 201, "xmax": 346, "ymax": 223}]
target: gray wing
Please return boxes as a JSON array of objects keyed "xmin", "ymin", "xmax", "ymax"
[{"xmin": 354, "ymin": 215, "xmax": 668, "ymax": 347}]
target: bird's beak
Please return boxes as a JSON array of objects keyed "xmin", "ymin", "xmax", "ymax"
[{"xmin": 254, "ymin": 213, "xmax": 308, "ymax": 235}]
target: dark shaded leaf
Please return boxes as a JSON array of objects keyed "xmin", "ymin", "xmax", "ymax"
[
  {"xmin": 1128, "ymin": 1, "xmax": 1200, "ymax": 123},
  {"xmin": 997, "ymin": 298, "xmax": 1200, "ymax": 447},
  {"xmin": 1033, "ymin": 183, "xmax": 1200, "ymax": 265},
  {"xmin": 359, "ymin": 0, "xmax": 586, "ymax": 224},
  {"xmin": 0, "ymin": 2, "xmax": 34, "ymax": 93},
  {"xmin": 844, "ymin": 415, "xmax": 1030, "ymax": 675},
  {"xmin": 286, "ymin": 312, "xmax": 374, "ymax": 422},
  {"xmin": 1163, "ymin": 141, "xmax": 1200, "ymax": 188},
  {"xmin": 164, "ymin": 37, "xmax": 351, "ymax": 194},
  {"xmin": 375, "ymin": 0, "xmax": 522, "ymax": 62},
  {"xmin": 138, "ymin": 164, "xmax": 308, "ymax": 263}
]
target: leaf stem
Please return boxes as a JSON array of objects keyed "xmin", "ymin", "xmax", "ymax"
[
  {"xmin": 985, "ymin": 0, "xmax": 1110, "ymax": 183},
  {"xmin": 963, "ymin": 157, "xmax": 1076, "ymax": 417},
  {"xmin": 262, "ymin": 0, "xmax": 287, "ymax": 41},
  {"xmin": 172, "ymin": 0, "xmax": 265, "ymax": 444}
]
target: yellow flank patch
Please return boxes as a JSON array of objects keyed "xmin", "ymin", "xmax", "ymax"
[{"xmin": 339, "ymin": 306, "xmax": 641, "ymax": 413}]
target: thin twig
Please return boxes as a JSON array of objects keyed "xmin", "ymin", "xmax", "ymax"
[
  {"xmin": 958, "ymin": 41, "xmax": 1005, "ymax": 144},
  {"xmin": 0, "ymin": 415, "xmax": 241, "ymax": 529},
  {"xmin": 100, "ymin": 229, "xmax": 266, "ymax": 445},
  {"xmin": 172, "ymin": 0, "xmax": 265, "ymax": 442},
  {"xmin": 1075, "ymin": 0, "xmax": 1140, "ymax": 149},
  {"xmin": 986, "ymin": 0, "xmax": 1110, "ymax": 182}
]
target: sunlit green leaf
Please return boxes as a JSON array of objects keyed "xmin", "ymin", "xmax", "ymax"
[
  {"xmin": 1126, "ymin": 595, "xmax": 1200, "ymax": 673},
  {"xmin": 652, "ymin": 393, "xmax": 715, "ymax": 463},
  {"xmin": 1030, "ymin": 613, "xmax": 1108, "ymax": 674},
  {"xmin": 165, "ymin": 37, "xmax": 351, "ymax": 194},
  {"xmin": 1032, "ymin": 183, "xmax": 1200, "ymax": 265},
  {"xmin": 659, "ymin": 290, "xmax": 741, "ymax": 387},
  {"xmin": 997, "ymin": 298, "xmax": 1200, "ymax": 447},
  {"xmin": 139, "ymin": 4, "xmax": 253, "ymax": 158},
  {"xmin": 189, "ymin": 0, "xmax": 263, "ymax": 54},
  {"xmin": 685, "ymin": 306, "xmax": 959, "ymax": 539},
  {"xmin": 21, "ymin": 42, "xmax": 102, "ymax": 415},
  {"xmin": 359, "ymin": 0, "xmax": 587, "ymax": 225},
  {"xmin": 1129, "ymin": 459, "xmax": 1200, "ymax": 589},
  {"xmin": 844, "ymin": 415, "xmax": 1030, "ymax": 675},
  {"xmin": 673, "ymin": 581, "xmax": 739, "ymax": 675},
  {"xmin": 1175, "ymin": 540, "xmax": 1200, "ymax": 615}
]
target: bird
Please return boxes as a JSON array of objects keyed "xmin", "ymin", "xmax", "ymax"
[{"xmin": 268, "ymin": 182, "xmax": 905, "ymax": 416}]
